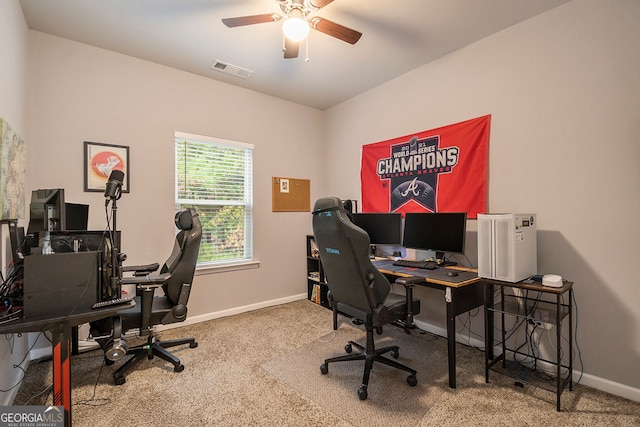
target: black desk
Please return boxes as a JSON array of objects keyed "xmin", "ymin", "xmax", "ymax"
[
  {"xmin": 0, "ymin": 303, "xmax": 134, "ymax": 426},
  {"xmin": 373, "ymin": 259, "xmax": 484, "ymax": 388}
]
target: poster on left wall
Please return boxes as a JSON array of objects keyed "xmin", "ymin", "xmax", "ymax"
[{"xmin": 0, "ymin": 118, "xmax": 26, "ymax": 220}]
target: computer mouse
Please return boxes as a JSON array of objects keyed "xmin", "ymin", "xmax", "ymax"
[{"xmin": 446, "ymin": 270, "xmax": 459, "ymax": 277}]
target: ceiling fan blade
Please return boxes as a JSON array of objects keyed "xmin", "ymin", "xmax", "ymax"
[
  {"xmin": 222, "ymin": 14, "xmax": 280, "ymax": 28},
  {"xmin": 308, "ymin": 0, "xmax": 335, "ymax": 10},
  {"xmin": 283, "ymin": 38, "xmax": 299, "ymax": 59},
  {"xmin": 311, "ymin": 17, "xmax": 362, "ymax": 45}
]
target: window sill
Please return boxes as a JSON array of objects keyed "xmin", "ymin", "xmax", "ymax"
[{"xmin": 195, "ymin": 259, "xmax": 261, "ymax": 275}]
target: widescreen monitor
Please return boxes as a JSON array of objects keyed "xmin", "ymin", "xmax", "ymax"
[
  {"xmin": 402, "ymin": 212, "xmax": 467, "ymax": 258},
  {"xmin": 351, "ymin": 213, "xmax": 402, "ymax": 245}
]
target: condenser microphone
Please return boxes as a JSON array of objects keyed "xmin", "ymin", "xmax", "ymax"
[{"xmin": 104, "ymin": 170, "xmax": 125, "ymax": 204}]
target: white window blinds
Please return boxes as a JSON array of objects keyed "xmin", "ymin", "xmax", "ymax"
[{"xmin": 175, "ymin": 132, "xmax": 253, "ymax": 265}]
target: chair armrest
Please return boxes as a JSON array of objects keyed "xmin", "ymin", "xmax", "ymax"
[
  {"xmin": 121, "ymin": 272, "xmax": 172, "ymax": 286},
  {"xmin": 393, "ymin": 276, "xmax": 423, "ymax": 329},
  {"xmin": 394, "ymin": 276, "xmax": 425, "ymax": 287},
  {"xmin": 122, "ymin": 262, "xmax": 160, "ymax": 275}
]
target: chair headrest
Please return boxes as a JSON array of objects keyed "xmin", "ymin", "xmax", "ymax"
[
  {"xmin": 175, "ymin": 209, "xmax": 194, "ymax": 230},
  {"xmin": 312, "ymin": 197, "xmax": 346, "ymax": 216}
]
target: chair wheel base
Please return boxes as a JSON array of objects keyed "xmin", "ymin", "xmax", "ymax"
[
  {"xmin": 357, "ymin": 386, "xmax": 368, "ymax": 400},
  {"xmin": 407, "ymin": 374, "xmax": 417, "ymax": 387},
  {"xmin": 114, "ymin": 374, "xmax": 126, "ymax": 386}
]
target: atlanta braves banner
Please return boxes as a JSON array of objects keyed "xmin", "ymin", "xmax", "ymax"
[{"xmin": 361, "ymin": 115, "xmax": 490, "ymax": 218}]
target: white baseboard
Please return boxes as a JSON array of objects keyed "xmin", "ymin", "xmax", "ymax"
[
  {"xmin": 412, "ymin": 319, "xmax": 640, "ymax": 403},
  {"xmin": 156, "ymin": 293, "xmax": 308, "ymax": 331},
  {"xmin": 579, "ymin": 373, "xmax": 640, "ymax": 402},
  {"xmin": 29, "ymin": 347, "xmax": 53, "ymax": 361}
]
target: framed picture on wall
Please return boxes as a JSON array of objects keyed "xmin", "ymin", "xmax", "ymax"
[{"xmin": 84, "ymin": 141, "xmax": 130, "ymax": 193}]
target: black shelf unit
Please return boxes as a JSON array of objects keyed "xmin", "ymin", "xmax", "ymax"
[
  {"xmin": 306, "ymin": 235, "xmax": 330, "ymax": 309},
  {"xmin": 484, "ymin": 280, "xmax": 574, "ymax": 411}
]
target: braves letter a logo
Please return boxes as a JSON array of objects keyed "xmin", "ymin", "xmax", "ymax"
[{"xmin": 377, "ymin": 135, "xmax": 459, "ymax": 211}]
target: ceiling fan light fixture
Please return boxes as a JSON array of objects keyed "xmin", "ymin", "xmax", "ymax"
[{"xmin": 282, "ymin": 10, "xmax": 309, "ymax": 41}]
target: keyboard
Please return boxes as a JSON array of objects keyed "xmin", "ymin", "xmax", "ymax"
[
  {"xmin": 392, "ymin": 259, "xmax": 438, "ymax": 270},
  {"xmin": 91, "ymin": 296, "xmax": 133, "ymax": 309}
]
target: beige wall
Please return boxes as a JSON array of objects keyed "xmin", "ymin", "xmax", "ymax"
[
  {"xmin": 324, "ymin": 0, "xmax": 640, "ymax": 395},
  {"xmin": 24, "ymin": 31, "xmax": 328, "ymax": 319},
  {"xmin": 0, "ymin": 0, "xmax": 30, "ymax": 405}
]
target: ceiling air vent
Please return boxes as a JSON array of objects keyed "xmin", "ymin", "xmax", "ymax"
[{"xmin": 210, "ymin": 60, "xmax": 253, "ymax": 79}]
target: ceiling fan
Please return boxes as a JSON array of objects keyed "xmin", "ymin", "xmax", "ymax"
[{"xmin": 222, "ymin": 0, "xmax": 362, "ymax": 59}]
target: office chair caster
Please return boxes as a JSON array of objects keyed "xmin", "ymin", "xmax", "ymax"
[
  {"xmin": 407, "ymin": 374, "xmax": 417, "ymax": 387},
  {"xmin": 345, "ymin": 343, "xmax": 352, "ymax": 353},
  {"xmin": 113, "ymin": 373, "xmax": 126, "ymax": 386},
  {"xmin": 357, "ymin": 386, "xmax": 368, "ymax": 400},
  {"xmin": 391, "ymin": 349, "xmax": 399, "ymax": 359},
  {"xmin": 320, "ymin": 363, "xmax": 328, "ymax": 375},
  {"xmin": 175, "ymin": 364, "xmax": 185, "ymax": 372}
]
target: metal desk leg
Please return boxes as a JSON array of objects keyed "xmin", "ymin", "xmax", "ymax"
[
  {"xmin": 52, "ymin": 322, "xmax": 72, "ymax": 427},
  {"xmin": 444, "ymin": 287, "xmax": 456, "ymax": 388},
  {"xmin": 484, "ymin": 282, "xmax": 494, "ymax": 383},
  {"xmin": 569, "ymin": 288, "xmax": 574, "ymax": 391},
  {"xmin": 556, "ymin": 292, "xmax": 562, "ymax": 411}
]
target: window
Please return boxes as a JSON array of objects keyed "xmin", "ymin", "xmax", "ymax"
[{"xmin": 175, "ymin": 131, "xmax": 253, "ymax": 267}]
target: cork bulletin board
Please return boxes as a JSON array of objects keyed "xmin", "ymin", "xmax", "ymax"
[{"xmin": 272, "ymin": 177, "xmax": 310, "ymax": 212}]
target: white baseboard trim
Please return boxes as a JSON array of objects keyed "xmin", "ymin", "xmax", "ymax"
[
  {"xmin": 29, "ymin": 347, "xmax": 53, "ymax": 361},
  {"xmin": 412, "ymin": 319, "xmax": 639, "ymax": 403},
  {"xmin": 156, "ymin": 293, "xmax": 308, "ymax": 332},
  {"xmin": 578, "ymin": 373, "xmax": 640, "ymax": 402}
]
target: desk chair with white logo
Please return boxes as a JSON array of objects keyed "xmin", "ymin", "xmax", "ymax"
[{"xmin": 311, "ymin": 197, "xmax": 422, "ymax": 400}]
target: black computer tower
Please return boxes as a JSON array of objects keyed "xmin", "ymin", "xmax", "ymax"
[{"xmin": 23, "ymin": 251, "xmax": 102, "ymax": 318}]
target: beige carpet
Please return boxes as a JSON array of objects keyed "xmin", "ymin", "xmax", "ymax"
[
  {"xmin": 262, "ymin": 323, "xmax": 447, "ymax": 427},
  {"xmin": 12, "ymin": 300, "xmax": 640, "ymax": 426}
]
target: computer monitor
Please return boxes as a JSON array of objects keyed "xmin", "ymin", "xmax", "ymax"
[
  {"xmin": 65, "ymin": 202, "xmax": 89, "ymax": 230},
  {"xmin": 26, "ymin": 188, "xmax": 66, "ymax": 235},
  {"xmin": 402, "ymin": 212, "xmax": 467, "ymax": 260},
  {"xmin": 351, "ymin": 213, "xmax": 403, "ymax": 245}
]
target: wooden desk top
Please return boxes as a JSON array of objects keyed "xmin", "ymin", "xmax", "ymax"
[
  {"xmin": 374, "ymin": 258, "xmax": 573, "ymax": 292},
  {"xmin": 373, "ymin": 259, "xmax": 480, "ymax": 288},
  {"xmin": 484, "ymin": 278, "xmax": 574, "ymax": 294}
]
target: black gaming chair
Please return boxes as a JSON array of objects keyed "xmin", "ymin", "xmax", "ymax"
[
  {"xmin": 311, "ymin": 197, "xmax": 423, "ymax": 400},
  {"xmin": 91, "ymin": 208, "xmax": 202, "ymax": 385}
]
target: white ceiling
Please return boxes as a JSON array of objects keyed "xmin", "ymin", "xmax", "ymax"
[{"xmin": 19, "ymin": 0, "xmax": 571, "ymax": 110}]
